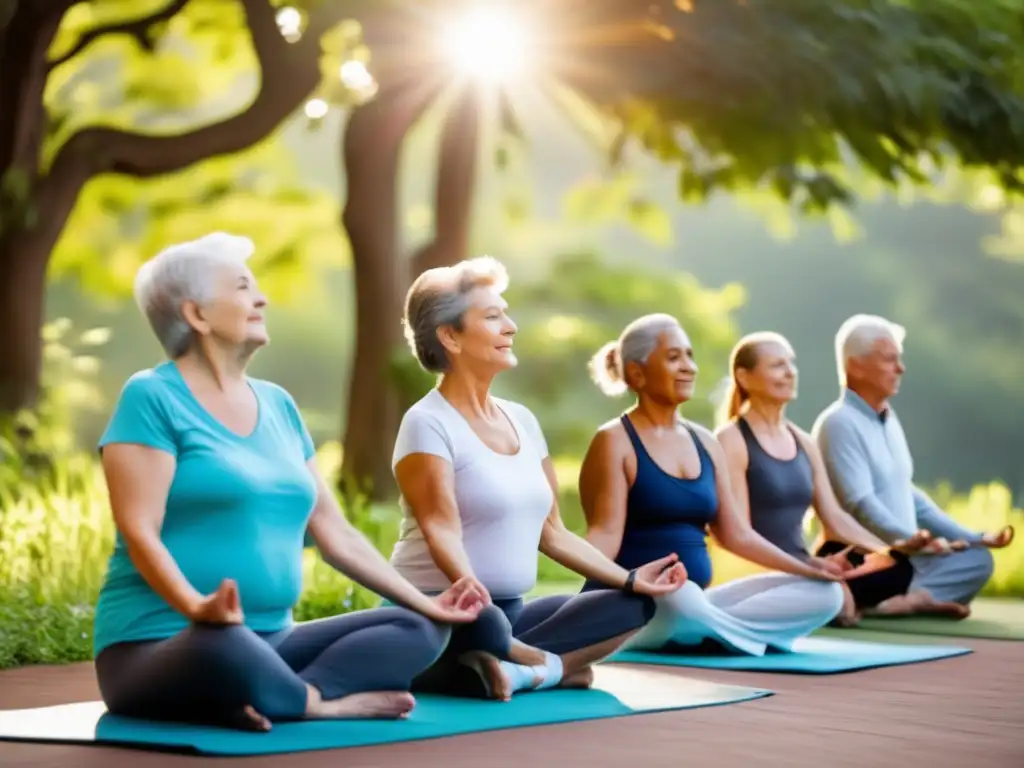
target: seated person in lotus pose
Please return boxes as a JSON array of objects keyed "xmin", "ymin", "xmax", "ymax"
[
  {"xmin": 716, "ymin": 331, "xmax": 935, "ymax": 627},
  {"xmin": 390, "ymin": 257, "xmax": 686, "ymax": 700},
  {"xmin": 94, "ymin": 233, "xmax": 485, "ymax": 732},
  {"xmin": 813, "ymin": 314, "xmax": 1012, "ymax": 618},
  {"xmin": 578, "ymin": 314, "xmax": 845, "ymax": 657}
]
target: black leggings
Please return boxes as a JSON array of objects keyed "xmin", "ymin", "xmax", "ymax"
[
  {"xmin": 413, "ymin": 588, "xmax": 654, "ymax": 696},
  {"xmin": 95, "ymin": 606, "xmax": 449, "ymax": 725},
  {"xmin": 816, "ymin": 540, "xmax": 915, "ymax": 609}
]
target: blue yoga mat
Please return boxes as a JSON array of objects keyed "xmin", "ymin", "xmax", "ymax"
[
  {"xmin": 0, "ymin": 667, "xmax": 771, "ymax": 756},
  {"xmin": 608, "ymin": 637, "xmax": 972, "ymax": 674}
]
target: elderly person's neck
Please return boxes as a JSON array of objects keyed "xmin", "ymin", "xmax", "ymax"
[
  {"xmin": 743, "ymin": 398, "xmax": 786, "ymax": 429},
  {"xmin": 633, "ymin": 393, "xmax": 680, "ymax": 429},
  {"xmin": 175, "ymin": 342, "xmax": 252, "ymax": 392},
  {"xmin": 437, "ymin": 365, "xmax": 496, "ymax": 415},
  {"xmin": 845, "ymin": 378, "xmax": 887, "ymax": 414}
]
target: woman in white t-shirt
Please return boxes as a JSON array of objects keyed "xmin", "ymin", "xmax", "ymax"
[{"xmin": 390, "ymin": 256, "xmax": 687, "ymax": 700}]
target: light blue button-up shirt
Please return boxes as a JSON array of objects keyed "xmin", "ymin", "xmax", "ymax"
[{"xmin": 812, "ymin": 389, "xmax": 981, "ymax": 545}]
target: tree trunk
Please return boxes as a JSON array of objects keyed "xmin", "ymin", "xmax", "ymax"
[
  {"xmin": 339, "ymin": 83, "xmax": 440, "ymax": 501},
  {"xmin": 0, "ymin": 231, "xmax": 50, "ymax": 414},
  {"xmin": 340, "ymin": 84, "xmax": 481, "ymax": 502}
]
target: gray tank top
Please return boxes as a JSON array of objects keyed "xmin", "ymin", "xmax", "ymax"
[{"xmin": 739, "ymin": 417, "xmax": 814, "ymax": 561}]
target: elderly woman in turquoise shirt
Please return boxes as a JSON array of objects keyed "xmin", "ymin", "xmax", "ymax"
[{"xmin": 93, "ymin": 233, "xmax": 483, "ymax": 732}]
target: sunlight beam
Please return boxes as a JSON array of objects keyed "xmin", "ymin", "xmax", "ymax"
[{"xmin": 443, "ymin": 5, "xmax": 531, "ymax": 83}]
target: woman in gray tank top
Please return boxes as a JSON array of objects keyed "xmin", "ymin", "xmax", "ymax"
[{"xmin": 716, "ymin": 332, "xmax": 915, "ymax": 626}]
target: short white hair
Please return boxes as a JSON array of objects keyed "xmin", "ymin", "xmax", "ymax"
[
  {"xmin": 589, "ymin": 313, "xmax": 682, "ymax": 397},
  {"xmin": 134, "ymin": 232, "xmax": 255, "ymax": 358},
  {"xmin": 834, "ymin": 313, "xmax": 906, "ymax": 384},
  {"xmin": 403, "ymin": 256, "xmax": 510, "ymax": 373}
]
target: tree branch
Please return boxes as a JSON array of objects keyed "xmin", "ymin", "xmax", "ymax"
[
  {"xmin": 47, "ymin": 0, "xmax": 190, "ymax": 71},
  {"xmin": 37, "ymin": 0, "xmax": 358, "ymax": 229}
]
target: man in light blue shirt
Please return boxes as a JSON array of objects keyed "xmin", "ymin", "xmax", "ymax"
[{"xmin": 813, "ymin": 315, "xmax": 1011, "ymax": 615}]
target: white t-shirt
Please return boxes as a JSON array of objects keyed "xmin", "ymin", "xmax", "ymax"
[{"xmin": 389, "ymin": 389, "xmax": 554, "ymax": 599}]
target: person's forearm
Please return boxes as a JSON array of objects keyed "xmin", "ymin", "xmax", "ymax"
[
  {"xmin": 912, "ymin": 489, "xmax": 983, "ymax": 543},
  {"xmin": 848, "ymin": 494, "xmax": 918, "ymax": 544},
  {"xmin": 321, "ymin": 525, "xmax": 437, "ymax": 614},
  {"xmin": 124, "ymin": 532, "xmax": 204, "ymax": 619},
  {"xmin": 423, "ymin": 528, "xmax": 478, "ymax": 585},
  {"xmin": 722, "ymin": 529, "xmax": 820, "ymax": 578},
  {"xmin": 542, "ymin": 525, "xmax": 629, "ymax": 588},
  {"xmin": 823, "ymin": 511, "xmax": 891, "ymax": 553}
]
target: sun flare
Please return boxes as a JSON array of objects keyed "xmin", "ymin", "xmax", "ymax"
[{"xmin": 444, "ymin": 5, "xmax": 531, "ymax": 82}]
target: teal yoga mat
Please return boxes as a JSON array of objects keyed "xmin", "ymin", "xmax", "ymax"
[
  {"xmin": 608, "ymin": 636, "xmax": 972, "ymax": 674},
  {"xmin": 0, "ymin": 667, "xmax": 771, "ymax": 756}
]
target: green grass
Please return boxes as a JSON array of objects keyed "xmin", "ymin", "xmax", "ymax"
[{"xmin": 1, "ymin": 444, "xmax": 1022, "ymax": 670}]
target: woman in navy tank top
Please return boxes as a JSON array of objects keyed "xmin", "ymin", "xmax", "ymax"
[
  {"xmin": 716, "ymin": 332, "xmax": 919, "ymax": 626},
  {"xmin": 578, "ymin": 314, "xmax": 845, "ymax": 656}
]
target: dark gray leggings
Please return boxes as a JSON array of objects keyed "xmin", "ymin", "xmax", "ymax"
[
  {"xmin": 95, "ymin": 606, "xmax": 449, "ymax": 725},
  {"xmin": 413, "ymin": 588, "xmax": 655, "ymax": 695}
]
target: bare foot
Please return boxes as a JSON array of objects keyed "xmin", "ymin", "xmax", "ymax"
[
  {"xmin": 224, "ymin": 705, "xmax": 271, "ymax": 732},
  {"xmin": 459, "ymin": 651, "xmax": 531, "ymax": 701},
  {"xmin": 873, "ymin": 592, "xmax": 970, "ymax": 620},
  {"xmin": 559, "ymin": 666, "xmax": 594, "ymax": 690},
  {"xmin": 309, "ymin": 691, "xmax": 415, "ymax": 720}
]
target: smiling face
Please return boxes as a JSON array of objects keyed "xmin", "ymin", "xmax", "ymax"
[
  {"xmin": 184, "ymin": 260, "xmax": 269, "ymax": 354},
  {"xmin": 848, "ymin": 336, "xmax": 905, "ymax": 400},
  {"xmin": 738, "ymin": 340, "xmax": 798, "ymax": 405},
  {"xmin": 630, "ymin": 324, "xmax": 698, "ymax": 406},
  {"xmin": 439, "ymin": 284, "xmax": 518, "ymax": 374}
]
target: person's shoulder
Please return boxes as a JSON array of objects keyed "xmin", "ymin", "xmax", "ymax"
[
  {"xmin": 398, "ymin": 390, "xmax": 451, "ymax": 432},
  {"xmin": 496, "ymin": 396, "xmax": 539, "ymax": 428},
  {"xmin": 117, "ymin": 364, "xmax": 176, "ymax": 404},
  {"xmin": 713, "ymin": 420, "xmax": 747, "ymax": 461},
  {"xmin": 249, "ymin": 377, "xmax": 297, "ymax": 407},
  {"xmin": 589, "ymin": 415, "xmax": 629, "ymax": 448},
  {"xmin": 814, "ymin": 399, "xmax": 858, "ymax": 433}
]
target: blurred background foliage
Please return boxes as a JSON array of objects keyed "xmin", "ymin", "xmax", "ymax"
[{"xmin": 2, "ymin": 0, "xmax": 1024, "ymax": 667}]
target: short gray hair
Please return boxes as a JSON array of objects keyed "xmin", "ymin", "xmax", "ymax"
[
  {"xmin": 834, "ymin": 313, "xmax": 906, "ymax": 384},
  {"xmin": 134, "ymin": 232, "xmax": 255, "ymax": 358},
  {"xmin": 403, "ymin": 256, "xmax": 510, "ymax": 374},
  {"xmin": 588, "ymin": 313, "xmax": 682, "ymax": 397}
]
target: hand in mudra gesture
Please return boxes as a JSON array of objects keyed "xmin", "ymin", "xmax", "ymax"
[
  {"xmin": 191, "ymin": 579, "xmax": 245, "ymax": 625},
  {"xmin": 629, "ymin": 553, "xmax": 688, "ymax": 595}
]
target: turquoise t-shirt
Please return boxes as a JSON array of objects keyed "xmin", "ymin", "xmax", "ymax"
[{"xmin": 93, "ymin": 361, "xmax": 318, "ymax": 655}]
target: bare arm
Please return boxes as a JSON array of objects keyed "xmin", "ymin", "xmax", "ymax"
[
  {"xmin": 102, "ymin": 443, "xmax": 204, "ymax": 619},
  {"xmin": 793, "ymin": 428, "xmax": 891, "ymax": 554},
  {"xmin": 578, "ymin": 427, "xmax": 629, "ymax": 561},
  {"xmin": 701, "ymin": 428, "xmax": 832, "ymax": 580},
  {"xmin": 393, "ymin": 453, "xmax": 477, "ymax": 586},
  {"xmin": 541, "ymin": 454, "xmax": 632, "ymax": 589},
  {"xmin": 306, "ymin": 459, "xmax": 447, "ymax": 615},
  {"xmin": 713, "ymin": 423, "xmax": 753, "ymax": 527}
]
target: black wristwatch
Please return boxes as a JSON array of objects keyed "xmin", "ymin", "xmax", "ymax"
[{"xmin": 623, "ymin": 569, "xmax": 638, "ymax": 593}]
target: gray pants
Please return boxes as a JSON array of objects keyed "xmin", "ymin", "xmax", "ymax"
[
  {"xmin": 909, "ymin": 547, "xmax": 994, "ymax": 604},
  {"xmin": 95, "ymin": 606, "xmax": 449, "ymax": 725},
  {"xmin": 909, "ymin": 504, "xmax": 995, "ymax": 604}
]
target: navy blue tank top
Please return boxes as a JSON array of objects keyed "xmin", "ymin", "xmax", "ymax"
[{"xmin": 583, "ymin": 414, "xmax": 719, "ymax": 590}]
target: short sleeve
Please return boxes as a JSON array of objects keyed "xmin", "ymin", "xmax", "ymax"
[
  {"xmin": 392, "ymin": 408, "xmax": 454, "ymax": 469},
  {"xmin": 275, "ymin": 386, "xmax": 316, "ymax": 461},
  {"xmin": 98, "ymin": 374, "xmax": 178, "ymax": 456},
  {"xmin": 507, "ymin": 402, "xmax": 549, "ymax": 459}
]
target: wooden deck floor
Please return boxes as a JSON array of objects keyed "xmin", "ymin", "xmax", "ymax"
[{"xmin": 1, "ymin": 637, "xmax": 1021, "ymax": 767}]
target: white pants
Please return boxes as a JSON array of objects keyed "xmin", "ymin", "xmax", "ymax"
[{"xmin": 625, "ymin": 573, "xmax": 845, "ymax": 656}]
